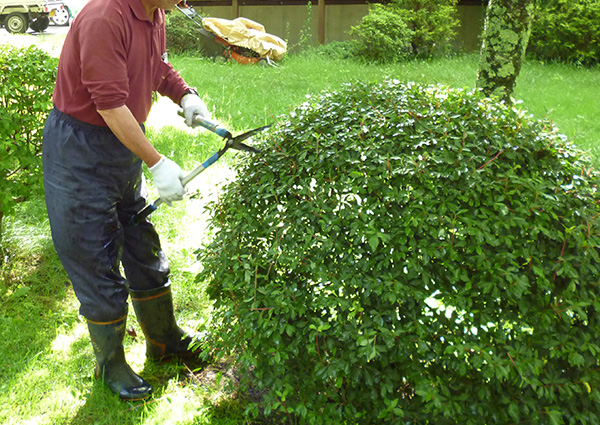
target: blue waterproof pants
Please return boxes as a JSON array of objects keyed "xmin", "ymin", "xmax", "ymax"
[{"xmin": 43, "ymin": 108, "xmax": 170, "ymax": 322}]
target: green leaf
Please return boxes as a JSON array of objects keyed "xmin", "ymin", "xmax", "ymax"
[{"xmin": 368, "ymin": 235, "xmax": 380, "ymax": 251}]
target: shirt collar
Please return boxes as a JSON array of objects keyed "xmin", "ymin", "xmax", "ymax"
[
  {"xmin": 128, "ymin": 0, "xmax": 164, "ymax": 26},
  {"xmin": 128, "ymin": 0, "xmax": 150, "ymax": 22}
]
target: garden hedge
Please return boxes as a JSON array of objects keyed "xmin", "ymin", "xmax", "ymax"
[
  {"xmin": 0, "ymin": 45, "xmax": 56, "ymax": 236},
  {"xmin": 197, "ymin": 81, "xmax": 600, "ymax": 424}
]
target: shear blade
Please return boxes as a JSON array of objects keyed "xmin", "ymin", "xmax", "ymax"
[
  {"xmin": 232, "ymin": 124, "xmax": 272, "ymax": 143},
  {"xmin": 229, "ymin": 124, "xmax": 271, "ymax": 153},
  {"xmin": 232, "ymin": 141, "xmax": 261, "ymax": 154}
]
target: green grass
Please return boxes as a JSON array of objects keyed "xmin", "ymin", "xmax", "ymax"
[
  {"xmin": 1, "ymin": 53, "xmax": 599, "ymax": 425},
  {"xmin": 173, "ymin": 53, "xmax": 600, "ymax": 157}
]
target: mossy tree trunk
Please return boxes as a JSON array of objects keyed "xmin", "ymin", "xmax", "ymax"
[{"xmin": 476, "ymin": 0, "xmax": 534, "ymax": 103}]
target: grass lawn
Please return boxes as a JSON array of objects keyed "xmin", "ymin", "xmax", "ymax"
[
  {"xmin": 1, "ymin": 52, "xmax": 599, "ymax": 425},
  {"xmin": 172, "ymin": 53, "xmax": 600, "ymax": 158}
]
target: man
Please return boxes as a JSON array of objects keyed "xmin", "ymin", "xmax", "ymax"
[{"xmin": 43, "ymin": 0, "xmax": 207, "ymax": 400}]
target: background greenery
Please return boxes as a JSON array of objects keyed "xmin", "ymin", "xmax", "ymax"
[
  {"xmin": 1, "ymin": 35, "xmax": 600, "ymax": 425},
  {"xmin": 0, "ymin": 46, "xmax": 57, "ymax": 235},
  {"xmin": 528, "ymin": 0, "xmax": 600, "ymax": 66}
]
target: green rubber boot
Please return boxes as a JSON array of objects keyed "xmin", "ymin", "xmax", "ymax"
[
  {"xmin": 130, "ymin": 283, "xmax": 200, "ymax": 361},
  {"xmin": 87, "ymin": 316, "xmax": 153, "ymax": 401}
]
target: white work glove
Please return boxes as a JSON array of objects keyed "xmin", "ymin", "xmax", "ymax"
[
  {"xmin": 149, "ymin": 156, "xmax": 186, "ymax": 206},
  {"xmin": 181, "ymin": 93, "xmax": 210, "ymax": 128}
]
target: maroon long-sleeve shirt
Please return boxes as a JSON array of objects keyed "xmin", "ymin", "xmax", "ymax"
[{"xmin": 53, "ymin": 0, "xmax": 189, "ymax": 127}]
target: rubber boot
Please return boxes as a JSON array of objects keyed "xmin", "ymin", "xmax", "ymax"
[
  {"xmin": 87, "ymin": 316, "xmax": 153, "ymax": 401},
  {"xmin": 130, "ymin": 283, "xmax": 200, "ymax": 361}
]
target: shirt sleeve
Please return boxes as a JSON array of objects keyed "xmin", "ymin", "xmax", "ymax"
[
  {"xmin": 79, "ymin": 15, "xmax": 129, "ymax": 111},
  {"xmin": 156, "ymin": 61, "xmax": 190, "ymax": 105}
]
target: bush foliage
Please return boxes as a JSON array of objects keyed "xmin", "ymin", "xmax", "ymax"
[
  {"xmin": 198, "ymin": 80, "xmax": 600, "ymax": 424},
  {"xmin": 351, "ymin": 0, "xmax": 459, "ymax": 62},
  {"xmin": 394, "ymin": 0, "xmax": 460, "ymax": 57},
  {"xmin": 305, "ymin": 40, "xmax": 359, "ymax": 61},
  {"xmin": 528, "ymin": 0, "xmax": 600, "ymax": 66},
  {"xmin": 0, "ymin": 46, "xmax": 57, "ymax": 235},
  {"xmin": 350, "ymin": 4, "xmax": 414, "ymax": 63},
  {"xmin": 165, "ymin": 8, "xmax": 204, "ymax": 55}
]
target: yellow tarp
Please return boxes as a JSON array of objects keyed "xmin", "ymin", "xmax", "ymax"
[{"xmin": 202, "ymin": 17, "xmax": 287, "ymax": 61}]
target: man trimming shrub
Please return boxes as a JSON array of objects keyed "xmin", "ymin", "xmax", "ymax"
[{"xmin": 198, "ymin": 81, "xmax": 600, "ymax": 424}]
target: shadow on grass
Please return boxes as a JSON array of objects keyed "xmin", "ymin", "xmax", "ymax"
[
  {"xmin": 67, "ymin": 355, "xmax": 213, "ymax": 425},
  {"xmin": 0, "ymin": 226, "xmax": 86, "ymax": 423},
  {"xmin": 0, "ymin": 236, "xmax": 72, "ymax": 382},
  {"xmin": 0, "ymin": 199, "xmax": 252, "ymax": 424}
]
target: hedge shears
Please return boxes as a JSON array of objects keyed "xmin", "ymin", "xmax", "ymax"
[{"xmin": 130, "ymin": 114, "xmax": 270, "ymax": 225}]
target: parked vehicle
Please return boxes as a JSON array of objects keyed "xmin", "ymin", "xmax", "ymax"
[
  {"xmin": 45, "ymin": 0, "xmax": 70, "ymax": 26},
  {"xmin": 0, "ymin": 0, "xmax": 50, "ymax": 33}
]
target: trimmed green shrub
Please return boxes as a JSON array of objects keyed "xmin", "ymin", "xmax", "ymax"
[
  {"xmin": 0, "ymin": 45, "xmax": 57, "ymax": 236},
  {"xmin": 350, "ymin": 4, "xmax": 414, "ymax": 63},
  {"xmin": 165, "ymin": 8, "xmax": 204, "ymax": 55},
  {"xmin": 528, "ymin": 0, "xmax": 600, "ymax": 66},
  {"xmin": 198, "ymin": 81, "xmax": 600, "ymax": 424}
]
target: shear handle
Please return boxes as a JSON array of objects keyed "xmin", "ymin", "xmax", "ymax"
[{"xmin": 177, "ymin": 109, "xmax": 232, "ymax": 139}]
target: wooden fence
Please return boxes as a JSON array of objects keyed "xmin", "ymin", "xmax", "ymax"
[{"xmin": 185, "ymin": 0, "xmax": 487, "ymax": 52}]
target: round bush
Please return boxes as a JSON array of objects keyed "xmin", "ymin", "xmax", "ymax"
[
  {"xmin": 198, "ymin": 81, "xmax": 600, "ymax": 424},
  {"xmin": 350, "ymin": 4, "xmax": 414, "ymax": 63}
]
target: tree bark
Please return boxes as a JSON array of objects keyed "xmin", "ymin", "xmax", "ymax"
[{"xmin": 476, "ymin": 0, "xmax": 534, "ymax": 103}]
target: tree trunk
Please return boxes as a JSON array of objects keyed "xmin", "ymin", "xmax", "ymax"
[{"xmin": 476, "ymin": 0, "xmax": 534, "ymax": 103}]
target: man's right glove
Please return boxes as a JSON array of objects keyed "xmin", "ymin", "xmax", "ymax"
[
  {"xmin": 181, "ymin": 92, "xmax": 210, "ymax": 128},
  {"xmin": 149, "ymin": 156, "xmax": 186, "ymax": 205}
]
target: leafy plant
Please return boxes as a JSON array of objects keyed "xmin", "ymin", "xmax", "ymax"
[
  {"xmin": 289, "ymin": 1, "xmax": 314, "ymax": 53},
  {"xmin": 528, "ymin": 0, "xmax": 600, "ymax": 66},
  {"xmin": 307, "ymin": 40, "xmax": 359, "ymax": 60},
  {"xmin": 165, "ymin": 8, "xmax": 205, "ymax": 55},
  {"xmin": 198, "ymin": 80, "xmax": 600, "ymax": 424},
  {"xmin": 0, "ymin": 45, "xmax": 57, "ymax": 238},
  {"xmin": 393, "ymin": 0, "xmax": 460, "ymax": 57},
  {"xmin": 351, "ymin": 0, "xmax": 459, "ymax": 62},
  {"xmin": 350, "ymin": 4, "xmax": 414, "ymax": 63}
]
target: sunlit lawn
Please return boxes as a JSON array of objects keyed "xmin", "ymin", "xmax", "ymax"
[{"xmin": 1, "ymin": 52, "xmax": 599, "ymax": 424}]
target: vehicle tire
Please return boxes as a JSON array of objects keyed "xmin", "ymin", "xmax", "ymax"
[
  {"xmin": 51, "ymin": 6, "xmax": 70, "ymax": 26},
  {"xmin": 5, "ymin": 13, "xmax": 28, "ymax": 34},
  {"xmin": 30, "ymin": 15, "xmax": 50, "ymax": 32}
]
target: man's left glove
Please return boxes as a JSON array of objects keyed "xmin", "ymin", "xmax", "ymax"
[{"xmin": 181, "ymin": 91, "xmax": 210, "ymax": 128}]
